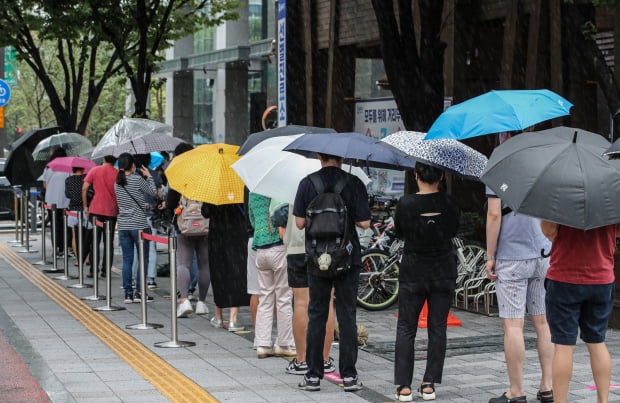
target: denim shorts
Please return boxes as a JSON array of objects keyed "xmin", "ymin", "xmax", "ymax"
[
  {"xmin": 545, "ymin": 279, "xmax": 615, "ymax": 345},
  {"xmin": 287, "ymin": 253, "xmax": 308, "ymax": 288}
]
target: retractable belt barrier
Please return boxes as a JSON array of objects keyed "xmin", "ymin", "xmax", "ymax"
[
  {"xmin": 8, "ymin": 190, "xmax": 21, "ymax": 244},
  {"xmin": 127, "ymin": 230, "xmax": 164, "ymax": 331},
  {"xmin": 82, "ymin": 216, "xmax": 105, "ymax": 301},
  {"xmin": 153, "ymin": 233, "xmax": 194, "ymax": 348},
  {"xmin": 13, "ymin": 189, "xmax": 37, "ymax": 254},
  {"xmin": 67, "ymin": 211, "xmax": 92, "ymax": 290},
  {"xmin": 34, "ymin": 203, "xmax": 52, "ymax": 266},
  {"xmin": 93, "ymin": 220, "xmax": 125, "ymax": 311},
  {"xmin": 53, "ymin": 209, "xmax": 75, "ymax": 281}
]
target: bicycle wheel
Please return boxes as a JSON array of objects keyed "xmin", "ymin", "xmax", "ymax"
[{"xmin": 357, "ymin": 249, "xmax": 399, "ymax": 310}]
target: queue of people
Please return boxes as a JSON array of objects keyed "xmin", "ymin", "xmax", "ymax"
[{"xmin": 40, "ymin": 132, "xmax": 617, "ymax": 403}]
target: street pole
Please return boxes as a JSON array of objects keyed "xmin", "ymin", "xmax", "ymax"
[{"xmin": 0, "ymin": 47, "xmax": 6, "ymax": 157}]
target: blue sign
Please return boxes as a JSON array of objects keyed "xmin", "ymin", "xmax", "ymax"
[
  {"xmin": 277, "ymin": 0, "xmax": 287, "ymax": 127},
  {"xmin": 0, "ymin": 79, "xmax": 11, "ymax": 107}
]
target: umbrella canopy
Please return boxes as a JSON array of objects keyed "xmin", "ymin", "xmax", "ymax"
[
  {"xmin": 91, "ymin": 118, "xmax": 184, "ymax": 158},
  {"xmin": 47, "ymin": 156, "xmax": 96, "ymax": 174},
  {"xmin": 165, "ymin": 143, "xmax": 245, "ymax": 205},
  {"xmin": 480, "ymin": 126, "xmax": 620, "ymax": 230},
  {"xmin": 32, "ymin": 132, "xmax": 93, "ymax": 161},
  {"xmin": 381, "ymin": 131, "xmax": 488, "ymax": 179},
  {"xmin": 283, "ymin": 132, "xmax": 415, "ymax": 170},
  {"xmin": 237, "ymin": 125, "xmax": 336, "ymax": 155},
  {"xmin": 425, "ymin": 89, "xmax": 573, "ymax": 140},
  {"xmin": 231, "ymin": 135, "xmax": 371, "ymax": 203},
  {"xmin": 5, "ymin": 126, "xmax": 62, "ymax": 186},
  {"xmin": 603, "ymin": 137, "xmax": 620, "ymax": 159}
]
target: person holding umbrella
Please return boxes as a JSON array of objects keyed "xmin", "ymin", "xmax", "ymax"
[
  {"xmin": 392, "ymin": 163, "xmax": 460, "ymax": 402},
  {"xmin": 540, "ymin": 221, "xmax": 619, "ymax": 403},
  {"xmin": 40, "ymin": 148, "xmax": 70, "ymax": 256},
  {"xmin": 486, "ymin": 132, "xmax": 554, "ymax": 403}
]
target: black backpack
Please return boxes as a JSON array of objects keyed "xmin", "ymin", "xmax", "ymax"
[{"xmin": 305, "ymin": 172, "xmax": 354, "ymax": 278}]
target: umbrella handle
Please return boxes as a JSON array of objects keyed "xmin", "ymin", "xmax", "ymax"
[{"xmin": 541, "ymin": 248, "xmax": 551, "ymax": 258}]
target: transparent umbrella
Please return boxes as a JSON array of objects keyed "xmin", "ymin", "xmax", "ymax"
[{"xmin": 32, "ymin": 132, "xmax": 93, "ymax": 161}]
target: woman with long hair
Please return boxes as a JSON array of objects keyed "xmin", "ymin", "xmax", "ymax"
[
  {"xmin": 393, "ymin": 163, "xmax": 461, "ymax": 402},
  {"xmin": 114, "ymin": 153, "xmax": 158, "ymax": 303}
]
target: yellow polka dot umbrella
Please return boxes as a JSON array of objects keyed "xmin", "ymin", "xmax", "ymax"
[{"xmin": 165, "ymin": 143, "xmax": 245, "ymax": 205}]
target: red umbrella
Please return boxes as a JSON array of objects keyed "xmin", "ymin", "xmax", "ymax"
[{"xmin": 46, "ymin": 156, "xmax": 96, "ymax": 174}]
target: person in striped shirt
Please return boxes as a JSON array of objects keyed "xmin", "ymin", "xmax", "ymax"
[{"xmin": 114, "ymin": 153, "xmax": 158, "ymax": 304}]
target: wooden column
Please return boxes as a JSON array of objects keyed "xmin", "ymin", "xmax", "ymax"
[
  {"xmin": 325, "ymin": 0, "xmax": 339, "ymax": 127},
  {"xmin": 525, "ymin": 0, "xmax": 542, "ymax": 88},
  {"xmin": 303, "ymin": 0, "xmax": 314, "ymax": 125},
  {"xmin": 549, "ymin": 0, "xmax": 563, "ymax": 126},
  {"xmin": 500, "ymin": 0, "xmax": 519, "ymax": 89}
]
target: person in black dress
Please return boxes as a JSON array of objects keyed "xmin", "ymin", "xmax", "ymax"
[{"xmin": 393, "ymin": 163, "xmax": 461, "ymax": 402}]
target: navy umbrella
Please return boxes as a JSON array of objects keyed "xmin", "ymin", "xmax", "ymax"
[
  {"xmin": 237, "ymin": 125, "xmax": 336, "ymax": 155},
  {"xmin": 283, "ymin": 132, "xmax": 415, "ymax": 170},
  {"xmin": 480, "ymin": 127, "xmax": 620, "ymax": 230}
]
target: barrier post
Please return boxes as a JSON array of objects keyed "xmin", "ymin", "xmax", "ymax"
[
  {"xmin": 29, "ymin": 190, "xmax": 38, "ymax": 234},
  {"xmin": 43, "ymin": 204, "xmax": 63, "ymax": 273},
  {"xmin": 93, "ymin": 220, "xmax": 125, "ymax": 311},
  {"xmin": 83, "ymin": 216, "xmax": 104, "ymax": 301},
  {"xmin": 68, "ymin": 212, "xmax": 92, "ymax": 289},
  {"xmin": 8, "ymin": 189, "xmax": 21, "ymax": 244},
  {"xmin": 33, "ymin": 203, "xmax": 51, "ymax": 265},
  {"xmin": 54, "ymin": 210, "xmax": 75, "ymax": 281},
  {"xmin": 155, "ymin": 234, "xmax": 194, "ymax": 348},
  {"xmin": 15, "ymin": 189, "xmax": 38, "ymax": 253},
  {"xmin": 127, "ymin": 230, "xmax": 162, "ymax": 330}
]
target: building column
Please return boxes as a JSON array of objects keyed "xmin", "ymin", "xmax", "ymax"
[{"xmin": 165, "ymin": 35, "xmax": 194, "ymax": 143}]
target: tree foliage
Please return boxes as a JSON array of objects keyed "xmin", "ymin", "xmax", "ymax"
[
  {"xmin": 0, "ymin": 0, "xmax": 124, "ymax": 133},
  {"xmin": 84, "ymin": 0, "xmax": 240, "ymax": 118}
]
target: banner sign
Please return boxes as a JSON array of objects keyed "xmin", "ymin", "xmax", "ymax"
[{"xmin": 277, "ymin": 0, "xmax": 287, "ymax": 127}]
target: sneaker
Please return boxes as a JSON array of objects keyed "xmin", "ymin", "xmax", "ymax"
[
  {"xmin": 133, "ymin": 292, "xmax": 154, "ymax": 303},
  {"xmin": 418, "ymin": 383, "xmax": 437, "ymax": 401},
  {"xmin": 227, "ymin": 321, "xmax": 245, "ymax": 332},
  {"xmin": 147, "ymin": 280, "xmax": 158, "ymax": 290},
  {"xmin": 195, "ymin": 301, "xmax": 209, "ymax": 315},
  {"xmin": 298, "ymin": 376, "xmax": 320, "ymax": 391},
  {"xmin": 176, "ymin": 299, "xmax": 193, "ymax": 318},
  {"xmin": 188, "ymin": 291, "xmax": 197, "ymax": 301},
  {"xmin": 488, "ymin": 392, "xmax": 526, "ymax": 403},
  {"xmin": 124, "ymin": 293, "xmax": 133, "ymax": 304},
  {"xmin": 286, "ymin": 358, "xmax": 308, "ymax": 375},
  {"xmin": 274, "ymin": 345, "xmax": 296, "ymax": 358},
  {"xmin": 210, "ymin": 317, "xmax": 223, "ymax": 328},
  {"xmin": 256, "ymin": 346, "xmax": 274, "ymax": 359},
  {"xmin": 323, "ymin": 357, "xmax": 336, "ymax": 373},
  {"xmin": 343, "ymin": 376, "xmax": 363, "ymax": 392}
]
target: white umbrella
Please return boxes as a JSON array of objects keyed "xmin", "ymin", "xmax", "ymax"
[
  {"xmin": 231, "ymin": 134, "xmax": 372, "ymax": 203},
  {"xmin": 91, "ymin": 118, "xmax": 184, "ymax": 158}
]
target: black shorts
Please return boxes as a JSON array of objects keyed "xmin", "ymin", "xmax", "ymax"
[{"xmin": 287, "ymin": 253, "xmax": 308, "ymax": 288}]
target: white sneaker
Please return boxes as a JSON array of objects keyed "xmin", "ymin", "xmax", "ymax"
[
  {"xmin": 195, "ymin": 301, "xmax": 209, "ymax": 315},
  {"xmin": 176, "ymin": 299, "xmax": 193, "ymax": 318}
]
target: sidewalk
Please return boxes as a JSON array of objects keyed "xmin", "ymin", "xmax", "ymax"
[{"xmin": 0, "ymin": 231, "xmax": 619, "ymax": 402}]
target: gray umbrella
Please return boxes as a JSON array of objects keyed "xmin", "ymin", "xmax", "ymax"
[
  {"xmin": 237, "ymin": 125, "xmax": 336, "ymax": 155},
  {"xmin": 480, "ymin": 126, "xmax": 620, "ymax": 230}
]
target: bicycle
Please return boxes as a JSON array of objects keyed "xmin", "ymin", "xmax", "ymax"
[{"xmin": 357, "ymin": 237, "xmax": 403, "ymax": 310}]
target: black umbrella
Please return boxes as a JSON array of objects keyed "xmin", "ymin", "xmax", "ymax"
[
  {"xmin": 5, "ymin": 126, "xmax": 62, "ymax": 186},
  {"xmin": 237, "ymin": 125, "xmax": 336, "ymax": 155},
  {"xmin": 480, "ymin": 126, "xmax": 620, "ymax": 230}
]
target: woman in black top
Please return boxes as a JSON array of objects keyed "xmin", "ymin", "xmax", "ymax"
[{"xmin": 393, "ymin": 163, "xmax": 460, "ymax": 402}]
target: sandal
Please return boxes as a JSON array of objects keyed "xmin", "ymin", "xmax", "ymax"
[
  {"xmin": 395, "ymin": 385, "xmax": 413, "ymax": 402},
  {"xmin": 418, "ymin": 382, "xmax": 436, "ymax": 401},
  {"xmin": 537, "ymin": 390, "xmax": 554, "ymax": 402}
]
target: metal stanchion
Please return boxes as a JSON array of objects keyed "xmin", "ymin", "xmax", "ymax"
[
  {"xmin": 54, "ymin": 210, "xmax": 75, "ymax": 281},
  {"xmin": 155, "ymin": 234, "xmax": 194, "ymax": 348},
  {"xmin": 33, "ymin": 203, "xmax": 51, "ymax": 265},
  {"xmin": 94, "ymin": 220, "xmax": 125, "ymax": 311},
  {"xmin": 127, "ymin": 230, "xmax": 162, "ymax": 330},
  {"xmin": 69, "ymin": 212, "xmax": 92, "ymax": 289},
  {"xmin": 8, "ymin": 190, "xmax": 21, "ymax": 244},
  {"xmin": 44, "ymin": 204, "xmax": 63, "ymax": 273},
  {"xmin": 15, "ymin": 189, "xmax": 37, "ymax": 254},
  {"xmin": 83, "ymin": 216, "xmax": 104, "ymax": 301}
]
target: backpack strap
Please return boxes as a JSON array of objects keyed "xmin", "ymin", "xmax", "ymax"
[
  {"xmin": 333, "ymin": 174, "xmax": 350, "ymax": 195},
  {"xmin": 309, "ymin": 172, "xmax": 326, "ymax": 195}
]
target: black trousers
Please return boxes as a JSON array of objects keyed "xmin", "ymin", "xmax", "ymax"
[
  {"xmin": 90, "ymin": 215, "xmax": 117, "ymax": 273},
  {"xmin": 394, "ymin": 279, "xmax": 455, "ymax": 387}
]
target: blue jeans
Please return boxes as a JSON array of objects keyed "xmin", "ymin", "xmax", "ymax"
[
  {"xmin": 118, "ymin": 229, "xmax": 150, "ymax": 294},
  {"xmin": 306, "ymin": 267, "xmax": 359, "ymax": 380}
]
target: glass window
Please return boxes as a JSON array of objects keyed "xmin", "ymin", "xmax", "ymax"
[{"xmin": 193, "ymin": 77, "xmax": 214, "ymax": 144}]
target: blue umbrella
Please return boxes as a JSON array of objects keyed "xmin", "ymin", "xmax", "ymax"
[
  {"xmin": 283, "ymin": 132, "xmax": 415, "ymax": 170},
  {"xmin": 425, "ymin": 89, "xmax": 573, "ymax": 140}
]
